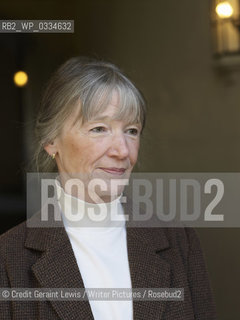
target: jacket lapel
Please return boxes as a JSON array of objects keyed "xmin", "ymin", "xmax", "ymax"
[
  {"xmin": 123, "ymin": 200, "xmax": 171, "ymax": 319},
  {"xmin": 25, "ymin": 197, "xmax": 171, "ymax": 320},
  {"xmin": 25, "ymin": 209, "xmax": 95, "ymax": 320}
]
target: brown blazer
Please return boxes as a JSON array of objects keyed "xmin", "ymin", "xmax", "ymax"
[{"xmin": 0, "ymin": 199, "xmax": 217, "ymax": 320}]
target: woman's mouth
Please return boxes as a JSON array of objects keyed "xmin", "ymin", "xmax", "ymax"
[{"xmin": 99, "ymin": 167, "xmax": 126, "ymax": 175}]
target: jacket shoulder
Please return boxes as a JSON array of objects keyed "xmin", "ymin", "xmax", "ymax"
[{"xmin": 0, "ymin": 221, "xmax": 27, "ymax": 256}]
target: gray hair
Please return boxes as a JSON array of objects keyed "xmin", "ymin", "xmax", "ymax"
[{"xmin": 33, "ymin": 56, "xmax": 147, "ymax": 172}]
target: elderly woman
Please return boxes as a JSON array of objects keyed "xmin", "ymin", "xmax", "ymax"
[{"xmin": 0, "ymin": 57, "xmax": 216, "ymax": 319}]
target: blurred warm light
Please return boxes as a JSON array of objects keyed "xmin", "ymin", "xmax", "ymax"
[
  {"xmin": 216, "ymin": 2, "xmax": 234, "ymax": 18},
  {"xmin": 13, "ymin": 71, "xmax": 28, "ymax": 87}
]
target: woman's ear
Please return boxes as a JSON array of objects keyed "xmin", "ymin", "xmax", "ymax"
[{"xmin": 44, "ymin": 140, "xmax": 58, "ymax": 157}]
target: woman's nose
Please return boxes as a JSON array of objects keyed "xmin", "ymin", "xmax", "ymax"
[{"xmin": 107, "ymin": 133, "xmax": 129, "ymax": 159}]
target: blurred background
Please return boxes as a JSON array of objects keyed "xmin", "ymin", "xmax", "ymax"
[{"xmin": 0, "ymin": 0, "xmax": 240, "ymax": 318}]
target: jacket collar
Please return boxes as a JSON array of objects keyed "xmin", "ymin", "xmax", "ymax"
[{"xmin": 25, "ymin": 196, "xmax": 170, "ymax": 320}]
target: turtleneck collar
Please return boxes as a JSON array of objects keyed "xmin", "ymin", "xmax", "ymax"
[{"xmin": 55, "ymin": 179, "xmax": 126, "ymax": 232}]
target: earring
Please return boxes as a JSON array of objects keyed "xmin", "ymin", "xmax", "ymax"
[{"xmin": 51, "ymin": 153, "xmax": 56, "ymax": 160}]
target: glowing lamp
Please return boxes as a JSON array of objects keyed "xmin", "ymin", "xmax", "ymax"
[{"xmin": 13, "ymin": 71, "xmax": 28, "ymax": 87}]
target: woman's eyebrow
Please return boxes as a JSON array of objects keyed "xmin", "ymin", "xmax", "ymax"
[
  {"xmin": 88, "ymin": 116, "xmax": 141, "ymax": 127},
  {"xmin": 89, "ymin": 115, "xmax": 110, "ymax": 121}
]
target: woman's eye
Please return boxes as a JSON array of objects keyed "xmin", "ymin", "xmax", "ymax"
[
  {"xmin": 90, "ymin": 126, "xmax": 107, "ymax": 133},
  {"xmin": 127, "ymin": 128, "xmax": 139, "ymax": 136}
]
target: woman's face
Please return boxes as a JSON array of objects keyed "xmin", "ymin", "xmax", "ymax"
[{"xmin": 46, "ymin": 92, "xmax": 141, "ymax": 202}]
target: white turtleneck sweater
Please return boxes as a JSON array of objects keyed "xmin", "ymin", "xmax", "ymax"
[{"xmin": 55, "ymin": 181, "xmax": 133, "ymax": 320}]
